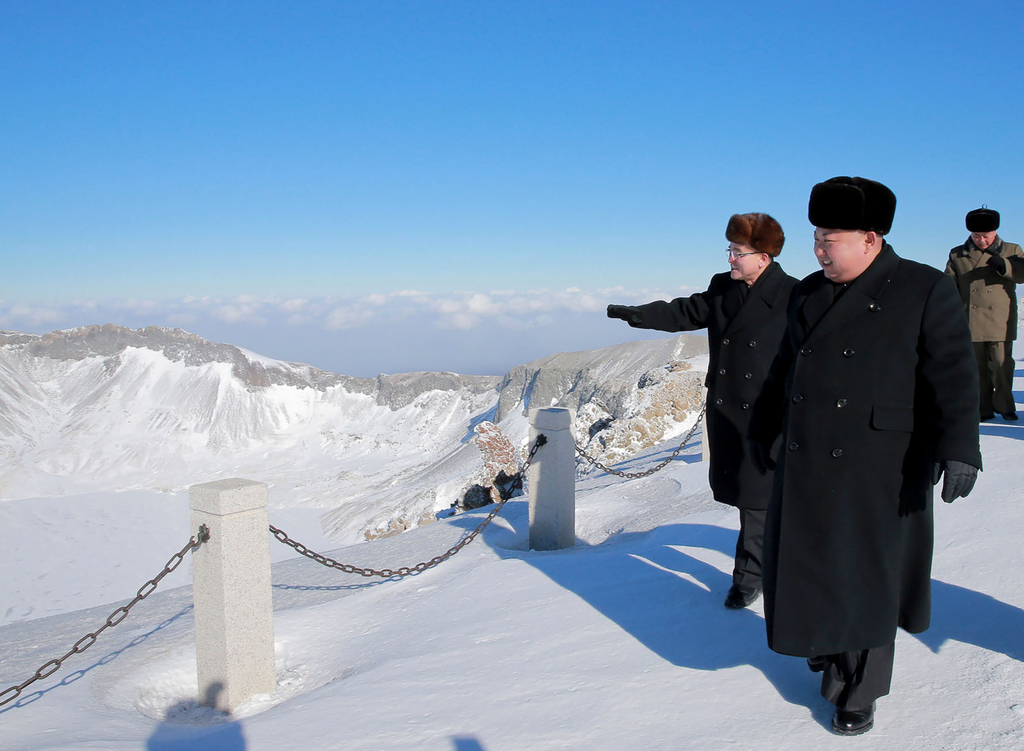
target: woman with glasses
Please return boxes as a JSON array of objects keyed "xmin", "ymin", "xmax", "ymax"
[{"xmin": 607, "ymin": 213, "xmax": 796, "ymax": 609}]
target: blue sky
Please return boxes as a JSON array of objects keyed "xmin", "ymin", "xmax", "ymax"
[{"xmin": 2, "ymin": 1, "xmax": 1022, "ymax": 376}]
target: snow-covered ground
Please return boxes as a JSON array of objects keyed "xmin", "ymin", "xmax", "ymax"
[{"xmin": 3, "ymin": 372, "xmax": 1024, "ymax": 750}]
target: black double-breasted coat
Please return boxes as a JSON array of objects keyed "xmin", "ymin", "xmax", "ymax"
[
  {"xmin": 631, "ymin": 261, "xmax": 798, "ymax": 509},
  {"xmin": 749, "ymin": 245, "xmax": 981, "ymax": 657}
]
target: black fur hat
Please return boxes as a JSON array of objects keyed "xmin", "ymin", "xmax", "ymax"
[
  {"xmin": 807, "ymin": 176, "xmax": 897, "ymax": 235},
  {"xmin": 966, "ymin": 207, "xmax": 1000, "ymax": 232}
]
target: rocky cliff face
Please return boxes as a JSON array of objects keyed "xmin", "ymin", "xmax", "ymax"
[
  {"xmin": 493, "ymin": 335, "xmax": 707, "ymax": 423},
  {"xmin": 491, "ymin": 335, "xmax": 709, "ymax": 468}
]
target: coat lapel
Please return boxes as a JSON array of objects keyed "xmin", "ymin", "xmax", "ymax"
[
  {"xmin": 959, "ymin": 238, "xmax": 993, "ymax": 271},
  {"xmin": 802, "ymin": 245, "xmax": 900, "ymax": 345},
  {"xmin": 720, "ymin": 279, "xmax": 746, "ymax": 322},
  {"xmin": 723, "ymin": 262, "xmax": 788, "ymax": 337}
]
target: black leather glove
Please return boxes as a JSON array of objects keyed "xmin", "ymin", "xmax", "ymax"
[
  {"xmin": 986, "ymin": 253, "xmax": 1007, "ymax": 273},
  {"xmin": 931, "ymin": 460, "xmax": 979, "ymax": 503},
  {"xmin": 748, "ymin": 440, "xmax": 775, "ymax": 474},
  {"xmin": 606, "ymin": 304, "xmax": 644, "ymax": 326}
]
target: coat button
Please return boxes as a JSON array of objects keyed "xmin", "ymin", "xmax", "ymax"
[
  {"xmin": 742, "ymin": 402, "xmax": 750, "ymax": 410},
  {"xmin": 836, "ymin": 398, "xmax": 847, "ymax": 408},
  {"xmin": 744, "ymin": 372, "xmax": 753, "ymax": 379},
  {"xmin": 788, "ymin": 442, "xmax": 799, "ymax": 451},
  {"xmin": 719, "ymin": 368, "xmax": 726, "ymax": 375},
  {"xmin": 792, "ymin": 394, "xmax": 804, "ymax": 403},
  {"xmin": 715, "ymin": 398, "xmax": 723, "ymax": 405},
  {"xmin": 843, "ymin": 348, "xmax": 855, "ymax": 357},
  {"xmin": 722, "ymin": 338, "xmax": 730, "ymax": 345},
  {"xmin": 832, "ymin": 448, "xmax": 843, "ymax": 458},
  {"xmin": 800, "ymin": 347, "xmax": 812, "ymax": 356},
  {"xmin": 748, "ymin": 341, "xmax": 757, "ymax": 348},
  {"xmin": 869, "ymin": 302, "xmax": 880, "ymax": 312}
]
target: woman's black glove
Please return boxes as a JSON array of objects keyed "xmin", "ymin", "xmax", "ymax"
[
  {"xmin": 932, "ymin": 460, "xmax": 979, "ymax": 503},
  {"xmin": 606, "ymin": 304, "xmax": 644, "ymax": 326},
  {"xmin": 986, "ymin": 253, "xmax": 1007, "ymax": 273}
]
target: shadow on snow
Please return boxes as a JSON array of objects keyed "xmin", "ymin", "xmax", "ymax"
[
  {"xmin": 473, "ymin": 518, "xmax": 1024, "ymax": 730},
  {"xmin": 504, "ymin": 522, "xmax": 829, "ymax": 724},
  {"xmin": 147, "ymin": 684, "xmax": 246, "ymax": 750}
]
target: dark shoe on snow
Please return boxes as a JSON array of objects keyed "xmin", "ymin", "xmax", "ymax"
[
  {"xmin": 832, "ymin": 704, "xmax": 874, "ymax": 736},
  {"xmin": 724, "ymin": 584, "xmax": 761, "ymax": 609}
]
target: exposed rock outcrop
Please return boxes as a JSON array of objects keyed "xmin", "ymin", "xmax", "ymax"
[
  {"xmin": 450, "ymin": 421, "xmax": 522, "ymax": 512},
  {"xmin": 493, "ymin": 335, "xmax": 707, "ymax": 422},
  {"xmin": 576, "ymin": 359, "xmax": 705, "ymax": 470}
]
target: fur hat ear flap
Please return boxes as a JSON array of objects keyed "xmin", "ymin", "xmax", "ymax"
[
  {"xmin": 725, "ymin": 213, "xmax": 785, "ymax": 257},
  {"xmin": 966, "ymin": 207, "xmax": 999, "ymax": 232},
  {"xmin": 808, "ymin": 177, "xmax": 896, "ymax": 235}
]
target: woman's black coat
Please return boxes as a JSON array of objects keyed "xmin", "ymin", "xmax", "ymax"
[
  {"xmin": 631, "ymin": 261, "xmax": 797, "ymax": 509},
  {"xmin": 749, "ymin": 245, "xmax": 982, "ymax": 656}
]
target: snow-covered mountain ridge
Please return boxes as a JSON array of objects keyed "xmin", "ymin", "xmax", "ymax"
[
  {"xmin": 0, "ymin": 324, "xmax": 708, "ymax": 543},
  {"xmin": 0, "ymin": 325, "xmax": 501, "ymax": 404}
]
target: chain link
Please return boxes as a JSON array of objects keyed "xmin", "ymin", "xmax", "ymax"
[
  {"xmin": 575, "ymin": 401, "xmax": 706, "ymax": 479},
  {"xmin": 0, "ymin": 525, "xmax": 210, "ymax": 709},
  {"xmin": 270, "ymin": 434, "xmax": 549, "ymax": 578}
]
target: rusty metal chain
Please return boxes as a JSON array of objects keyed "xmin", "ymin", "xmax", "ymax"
[
  {"xmin": 0, "ymin": 525, "xmax": 210, "ymax": 709},
  {"xmin": 270, "ymin": 434, "xmax": 548, "ymax": 579},
  {"xmin": 575, "ymin": 401, "xmax": 707, "ymax": 479}
]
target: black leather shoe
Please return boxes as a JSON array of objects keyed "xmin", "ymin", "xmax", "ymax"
[
  {"xmin": 807, "ymin": 655, "xmax": 827, "ymax": 673},
  {"xmin": 1002, "ymin": 411, "xmax": 1019, "ymax": 421},
  {"xmin": 832, "ymin": 704, "xmax": 874, "ymax": 736},
  {"xmin": 724, "ymin": 584, "xmax": 761, "ymax": 609}
]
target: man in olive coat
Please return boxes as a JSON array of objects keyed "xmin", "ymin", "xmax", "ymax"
[
  {"xmin": 608, "ymin": 212, "xmax": 797, "ymax": 609},
  {"xmin": 749, "ymin": 177, "xmax": 982, "ymax": 736},
  {"xmin": 945, "ymin": 207, "xmax": 1024, "ymax": 421}
]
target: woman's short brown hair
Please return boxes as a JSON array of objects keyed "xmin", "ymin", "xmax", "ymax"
[{"xmin": 726, "ymin": 213, "xmax": 785, "ymax": 257}]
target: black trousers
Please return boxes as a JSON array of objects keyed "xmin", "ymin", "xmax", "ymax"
[
  {"xmin": 732, "ymin": 507, "xmax": 767, "ymax": 590},
  {"xmin": 974, "ymin": 340, "xmax": 1016, "ymax": 416},
  {"xmin": 820, "ymin": 642, "xmax": 895, "ymax": 710}
]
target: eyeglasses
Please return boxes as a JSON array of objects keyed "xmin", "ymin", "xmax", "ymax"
[{"xmin": 726, "ymin": 248, "xmax": 760, "ymax": 259}]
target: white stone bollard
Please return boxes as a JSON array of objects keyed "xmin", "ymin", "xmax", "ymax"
[
  {"xmin": 528, "ymin": 407, "xmax": 576, "ymax": 550},
  {"xmin": 189, "ymin": 478, "xmax": 276, "ymax": 713}
]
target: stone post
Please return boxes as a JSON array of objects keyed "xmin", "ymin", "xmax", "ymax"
[
  {"xmin": 189, "ymin": 478, "xmax": 276, "ymax": 713},
  {"xmin": 528, "ymin": 407, "xmax": 575, "ymax": 550}
]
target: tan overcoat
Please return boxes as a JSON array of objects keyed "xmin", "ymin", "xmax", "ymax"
[{"xmin": 945, "ymin": 237, "xmax": 1024, "ymax": 341}]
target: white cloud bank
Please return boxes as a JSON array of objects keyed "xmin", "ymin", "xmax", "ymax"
[{"xmin": 0, "ymin": 286, "xmax": 701, "ymax": 377}]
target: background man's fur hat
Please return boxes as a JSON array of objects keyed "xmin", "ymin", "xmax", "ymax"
[
  {"xmin": 966, "ymin": 207, "xmax": 1000, "ymax": 232},
  {"xmin": 807, "ymin": 176, "xmax": 897, "ymax": 235},
  {"xmin": 725, "ymin": 212, "xmax": 785, "ymax": 257}
]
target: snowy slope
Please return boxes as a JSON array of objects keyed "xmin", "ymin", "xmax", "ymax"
[
  {"xmin": 0, "ymin": 326, "xmax": 707, "ymax": 545},
  {"xmin": 2, "ymin": 368, "xmax": 1024, "ymax": 750}
]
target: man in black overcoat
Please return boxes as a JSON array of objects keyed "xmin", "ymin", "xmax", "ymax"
[
  {"xmin": 748, "ymin": 177, "xmax": 982, "ymax": 736},
  {"xmin": 608, "ymin": 212, "xmax": 797, "ymax": 609}
]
